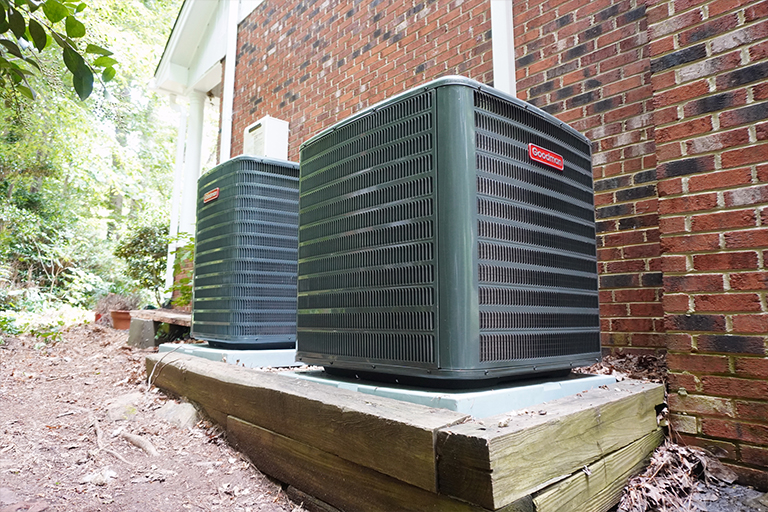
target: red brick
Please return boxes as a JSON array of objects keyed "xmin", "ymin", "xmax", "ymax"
[
  {"xmin": 667, "ymin": 371, "xmax": 700, "ymax": 392},
  {"xmin": 630, "ymin": 302, "xmax": 664, "ymax": 317},
  {"xmin": 664, "ymin": 274, "xmax": 724, "ymax": 292},
  {"xmin": 630, "ymin": 333, "xmax": 668, "ymax": 347},
  {"xmin": 658, "ymin": 193, "xmax": 717, "ymax": 215},
  {"xmin": 733, "ymin": 314, "xmax": 768, "ymax": 334},
  {"xmin": 611, "ymin": 317, "xmax": 656, "ymax": 332},
  {"xmin": 661, "ymin": 255, "xmax": 687, "ymax": 272},
  {"xmin": 654, "ymin": 80, "xmax": 708, "ymax": 108},
  {"xmin": 624, "ymin": 243, "xmax": 661, "ymax": 259},
  {"xmin": 675, "ymin": 434, "xmax": 738, "ymax": 459},
  {"xmin": 693, "ymin": 252, "xmax": 759, "ymax": 271},
  {"xmin": 745, "ymin": 0, "xmax": 768, "ymax": 22},
  {"xmin": 606, "ymin": 259, "xmax": 646, "ymax": 273},
  {"xmin": 688, "ymin": 168, "xmax": 753, "ymax": 193},
  {"xmin": 742, "ymin": 445, "xmax": 768, "ymax": 467},
  {"xmin": 655, "ymin": 141, "xmax": 683, "ymax": 162},
  {"xmin": 724, "ymin": 184, "xmax": 768, "ymax": 208},
  {"xmin": 658, "ymin": 182, "xmax": 685, "ymax": 202},
  {"xmin": 708, "ymin": 0, "xmax": 742, "ymax": 17},
  {"xmin": 615, "ymin": 289, "xmax": 658, "ymax": 302},
  {"xmin": 660, "ymin": 301, "xmax": 682, "ymax": 321},
  {"xmin": 668, "ymin": 353, "xmax": 730, "ymax": 373},
  {"xmin": 701, "ymin": 376, "xmax": 768, "ymax": 401},
  {"xmin": 601, "ymin": 303, "xmax": 629, "ymax": 316},
  {"xmin": 659, "ymin": 217, "xmax": 686, "ymax": 235},
  {"xmin": 733, "ymin": 399, "xmax": 768, "ymax": 423},
  {"xmin": 666, "ymin": 333, "xmax": 693, "ymax": 351},
  {"xmin": 655, "ymin": 116, "xmax": 713, "ymax": 144},
  {"xmin": 735, "ymin": 357, "xmax": 768, "ymax": 379},
  {"xmin": 702, "ymin": 417, "xmax": 768, "ymax": 445},
  {"xmin": 729, "ymin": 272, "xmax": 768, "ymax": 290},
  {"xmin": 723, "ymin": 145, "xmax": 768, "ymax": 169},
  {"xmin": 653, "ymin": 105, "xmax": 680, "ymax": 126},
  {"xmin": 661, "ymin": 233, "xmax": 720, "ymax": 253},
  {"xmin": 694, "ymin": 293, "xmax": 762, "ymax": 313},
  {"xmin": 691, "ymin": 209, "xmax": 757, "ymax": 232}
]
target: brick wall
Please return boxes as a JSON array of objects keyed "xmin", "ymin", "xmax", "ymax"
[
  {"xmin": 649, "ymin": 0, "xmax": 768, "ymax": 488},
  {"xmin": 513, "ymin": 0, "xmax": 768, "ymax": 487},
  {"xmin": 513, "ymin": 0, "xmax": 665, "ymax": 355},
  {"xmin": 231, "ymin": 0, "xmax": 493, "ymax": 162}
]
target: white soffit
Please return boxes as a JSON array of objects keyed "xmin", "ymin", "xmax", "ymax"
[{"xmin": 154, "ymin": 0, "xmax": 227, "ymax": 95}]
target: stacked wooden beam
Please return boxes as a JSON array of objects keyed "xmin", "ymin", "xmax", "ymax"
[{"xmin": 146, "ymin": 353, "xmax": 664, "ymax": 512}]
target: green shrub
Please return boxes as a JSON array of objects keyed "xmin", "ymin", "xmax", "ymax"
[{"xmin": 114, "ymin": 222, "xmax": 168, "ymax": 305}]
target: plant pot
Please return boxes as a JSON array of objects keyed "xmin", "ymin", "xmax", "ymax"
[{"xmin": 110, "ymin": 310, "xmax": 131, "ymax": 330}]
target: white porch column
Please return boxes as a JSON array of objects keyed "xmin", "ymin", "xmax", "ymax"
[
  {"xmin": 491, "ymin": 0, "xmax": 517, "ymax": 97},
  {"xmin": 178, "ymin": 90, "xmax": 206, "ymax": 238},
  {"xmin": 164, "ymin": 96, "xmax": 189, "ymax": 289}
]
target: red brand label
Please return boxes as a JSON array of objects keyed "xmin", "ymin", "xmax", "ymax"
[
  {"xmin": 203, "ymin": 188, "xmax": 220, "ymax": 203},
  {"xmin": 528, "ymin": 143, "xmax": 564, "ymax": 171}
]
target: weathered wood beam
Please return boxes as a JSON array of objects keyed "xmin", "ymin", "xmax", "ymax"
[
  {"xmin": 533, "ymin": 428, "xmax": 665, "ymax": 512},
  {"xmin": 436, "ymin": 381, "xmax": 665, "ymax": 509},
  {"xmin": 146, "ymin": 353, "xmax": 469, "ymax": 492},
  {"xmin": 227, "ymin": 415, "xmax": 488, "ymax": 512}
]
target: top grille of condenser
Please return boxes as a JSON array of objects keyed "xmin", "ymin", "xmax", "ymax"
[
  {"xmin": 473, "ymin": 91, "xmax": 600, "ymax": 363},
  {"xmin": 297, "ymin": 92, "xmax": 437, "ymax": 365},
  {"xmin": 193, "ymin": 157, "xmax": 299, "ymax": 345}
]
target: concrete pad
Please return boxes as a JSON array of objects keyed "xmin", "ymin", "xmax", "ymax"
[
  {"xmin": 283, "ymin": 370, "xmax": 617, "ymax": 419},
  {"xmin": 157, "ymin": 343, "xmax": 301, "ymax": 368}
]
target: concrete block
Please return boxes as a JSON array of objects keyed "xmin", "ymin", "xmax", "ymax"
[{"xmin": 127, "ymin": 318, "xmax": 157, "ymax": 348}]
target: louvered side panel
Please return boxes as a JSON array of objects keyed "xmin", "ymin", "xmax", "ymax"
[
  {"xmin": 297, "ymin": 91, "xmax": 437, "ymax": 366},
  {"xmin": 473, "ymin": 91, "xmax": 600, "ymax": 363}
]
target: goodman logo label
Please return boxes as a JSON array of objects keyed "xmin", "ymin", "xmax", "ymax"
[
  {"xmin": 203, "ymin": 187, "xmax": 220, "ymax": 204},
  {"xmin": 528, "ymin": 143, "xmax": 564, "ymax": 171}
]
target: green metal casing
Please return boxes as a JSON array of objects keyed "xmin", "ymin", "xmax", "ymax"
[{"xmin": 296, "ymin": 77, "xmax": 600, "ymax": 383}]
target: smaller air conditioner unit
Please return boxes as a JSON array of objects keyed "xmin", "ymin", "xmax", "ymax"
[{"xmin": 192, "ymin": 156, "xmax": 299, "ymax": 349}]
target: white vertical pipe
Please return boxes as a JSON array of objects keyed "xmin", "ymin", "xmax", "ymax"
[
  {"xmin": 219, "ymin": 0, "xmax": 239, "ymax": 162},
  {"xmin": 491, "ymin": 0, "xmax": 517, "ymax": 97}
]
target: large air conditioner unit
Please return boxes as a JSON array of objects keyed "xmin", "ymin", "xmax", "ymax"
[
  {"xmin": 193, "ymin": 156, "xmax": 299, "ymax": 349},
  {"xmin": 295, "ymin": 76, "xmax": 600, "ymax": 384}
]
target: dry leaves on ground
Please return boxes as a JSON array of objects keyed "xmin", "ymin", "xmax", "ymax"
[{"xmin": 618, "ymin": 441, "xmax": 739, "ymax": 512}]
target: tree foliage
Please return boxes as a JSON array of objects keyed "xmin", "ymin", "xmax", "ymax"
[
  {"xmin": 114, "ymin": 222, "xmax": 168, "ymax": 305},
  {"xmin": 0, "ymin": 0, "xmax": 181, "ymax": 312},
  {"xmin": 0, "ymin": 0, "xmax": 117, "ymax": 102}
]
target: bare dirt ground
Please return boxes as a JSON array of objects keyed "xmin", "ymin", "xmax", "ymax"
[
  {"xmin": 2, "ymin": 323, "xmax": 767, "ymax": 512},
  {"xmin": 0, "ymin": 323, "xmax": 304, "ymax": 512}
]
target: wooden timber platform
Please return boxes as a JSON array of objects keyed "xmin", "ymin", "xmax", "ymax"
[
  {"xmin": 146, "ymin": 353, "xmax": 665, "ymax": 512},
  {"xmin": 130, "ymin": 309, "xmax": 191, "ymax": 327}
]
